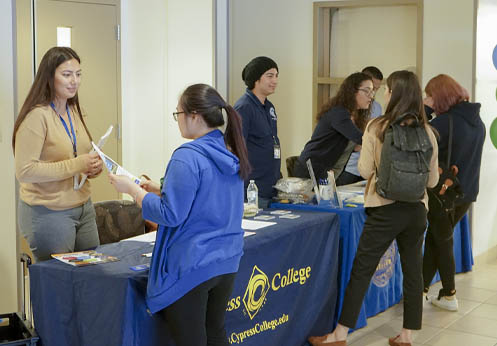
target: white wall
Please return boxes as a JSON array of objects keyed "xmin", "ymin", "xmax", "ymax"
[
  {"xmin": 474, "ymin": 0, "xmax": 497, "ymax": 257},
  {"xmin": 121, "ymin": 0, "xmax": 168, "ymax": 183},
  {"xmin": 121, "ymin": 0, "xmax": 214, "ymax": 183},
  {"xmin": 0, "ymin": 0, "xmax": 18, "ymax": 313},
  {"xmin": 165, "ymin": 0, "xmax": 214, "ymax": 159}
]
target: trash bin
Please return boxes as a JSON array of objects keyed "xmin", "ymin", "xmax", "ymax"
[{"xmin": 0, "ymin": 312, "xmax": 39, "ymax": 345}]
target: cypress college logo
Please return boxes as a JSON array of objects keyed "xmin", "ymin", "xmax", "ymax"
[
  {"xmin": 243, "ymin": 265, "xmax": 270, "ymax": 320},
  {"xmin": 229, "ymin": 264, "xmax": 311, "ymax": 320}
]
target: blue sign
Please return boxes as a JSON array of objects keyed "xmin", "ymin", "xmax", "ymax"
[{"xmin": 493, "ymin": 44, "xmax": 497, "ymax": 70}]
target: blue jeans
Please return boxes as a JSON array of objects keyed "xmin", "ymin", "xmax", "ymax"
[{"xmin": 18, "ymin": 199, "xmax": 100, "ymax": 261}]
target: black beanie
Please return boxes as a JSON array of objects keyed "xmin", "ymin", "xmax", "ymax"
[{"xmin": 241, "ymin": 56, "xmax": 279, "ymax": 90}]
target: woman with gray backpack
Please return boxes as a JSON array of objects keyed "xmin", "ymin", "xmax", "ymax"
[{"xmin": 308, "ymin": 70, "xmax": 439, "ymax": 346}]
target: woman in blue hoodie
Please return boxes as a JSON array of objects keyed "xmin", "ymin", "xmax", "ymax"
[
  {"xmin": 423, "ymin": 74, "xmax": 485, "ymax": 312},
  {"xmin": 109, "ymin": 84, "xmax": 250, "ymax": 346}
]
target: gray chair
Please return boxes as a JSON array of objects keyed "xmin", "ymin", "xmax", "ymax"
[{"xmin": 94, "ymin": 200, "xmax": 146, "ymax": 245}]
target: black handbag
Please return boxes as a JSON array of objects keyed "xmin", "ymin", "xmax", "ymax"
[{"xmin": 427, "ymin": 115, "xmax": 464, "ymax": 240}]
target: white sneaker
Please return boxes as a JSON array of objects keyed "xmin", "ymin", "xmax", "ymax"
[{"xmin": 430, "ymin": 295, "xmax": 459, "ymax": 311}]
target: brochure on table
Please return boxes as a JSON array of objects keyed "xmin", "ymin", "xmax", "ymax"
[{"xmin": 51, "ymin": 250, "xmax": 119, "ymax": 267}]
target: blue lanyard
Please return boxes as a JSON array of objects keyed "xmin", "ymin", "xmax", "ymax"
[{"xmin": 51, "ymin": 102, "xmax": 77, "ymax": 157}]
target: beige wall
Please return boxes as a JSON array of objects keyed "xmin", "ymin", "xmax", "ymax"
[
  {"xmin": 329, "ymin": 4, "xmax": 418, "ymax": 116},
  {"xmin": 0, "ymin": 0, "xmax": 18, "ymax": 313},
  {"xmin": 330, "ymin": 5, "xmax": 418, "ymax": 75},
  {"xmin": 229, "ymin": 0, "xmax": 314, "ymax": 175}
]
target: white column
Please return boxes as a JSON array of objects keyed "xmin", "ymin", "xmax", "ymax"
[{"xmin": 474, "ymin": 0, "xmax": 497, "ymax": 257}]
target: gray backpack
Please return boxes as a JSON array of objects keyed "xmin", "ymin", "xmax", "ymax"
[{"xmin": 376, "ymin": 113, "xmax": 433, "ymax": 202}]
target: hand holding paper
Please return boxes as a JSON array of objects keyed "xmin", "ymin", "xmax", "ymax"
[
  {"xmin": 91, "ymin": 142, "xmax": 141, "ymax": 185},
  {"xmin": 75, "ymin": 125, "xmax": 114, "ymax": 190}
]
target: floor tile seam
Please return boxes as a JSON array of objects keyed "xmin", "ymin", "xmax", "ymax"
[
  {"xmin": 463, "ymin": 311, "xmax": 497, "ymax": 322},
  {"xmin": 419, "ymin": 327, "xmax": 445, "ymax": 345},
  {"xmin": 442, "ymin": 326, "xmax": 497, "ymax": 341},
  {"xmin": 457, "ymin": 300, "xmax": 483, "ymax": 315},
  {"xmin": 455, "ymin": 283, "xmax": 497, "ymax": 292},
  {"xmin": 445, "ymin": 322, "xmax": 497, "ymax": 339},
  {"xmin": 420, "ymin": 313, "xmax": 464, "ymax": 329}
]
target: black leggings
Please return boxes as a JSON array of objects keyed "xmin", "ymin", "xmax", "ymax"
[
  {"xmin": 423, "ymin": 203, "xmax": 471, "ymax": 295},
  {"xmin": 159, "ymin": 273, "xmax": 236, "ymax": 346}
]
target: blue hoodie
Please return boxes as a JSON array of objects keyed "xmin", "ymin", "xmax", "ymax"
[{"xmin": 142, "ymin": 130, "xmax": 244, "ymax": 313}]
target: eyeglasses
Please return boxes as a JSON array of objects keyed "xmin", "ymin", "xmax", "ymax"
[
  {"xmin": 357, "ymin": 88, "xmax": 375, "ymax": 98},
  {"xmin": 172, "ymin": 111, "xmax": 185, "ymax": 121}
]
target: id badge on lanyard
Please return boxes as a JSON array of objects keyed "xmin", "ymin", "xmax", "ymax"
[{"xmin": 273, "ymin": 136, "xmax": 280, "ymax": 159}]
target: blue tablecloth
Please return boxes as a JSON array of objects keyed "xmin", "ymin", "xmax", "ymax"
[
  {"xmin": 270, "ymin": 203, "xmax": 473, "ymax": 330},
  {"xmin": 29, "ymin": 211, "xmax": 340, "ymax": 346}
]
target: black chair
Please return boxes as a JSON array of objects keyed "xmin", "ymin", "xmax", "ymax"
[
  {"xmin": 94, "ymin": 200, "xmax": 146, "ymax": 245},
  {"xmin": 286, "ymin": 156, "xmax": 300, "ymax": 177}
]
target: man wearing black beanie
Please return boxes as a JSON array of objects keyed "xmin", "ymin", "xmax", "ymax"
[{"xmin": 234, "ymin": 56, "xmax": 280, "ymax": 208}]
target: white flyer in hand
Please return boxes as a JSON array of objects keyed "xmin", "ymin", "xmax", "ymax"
[
  {"xmin": 75, "ymin": 125, "xmax": 114, "ymax": 190},
  {"xmin": 91, "ymin": 142, "xmax": 142, "ymax": 185}
]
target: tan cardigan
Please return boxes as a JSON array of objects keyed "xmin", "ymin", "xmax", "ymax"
[
  {"xmin": 358, "ymin": 120, "xmax": 439, "ymax": 210},
  {"xmin": 15, "ymin": 105, "xmax": 93, "ymax": 210}
]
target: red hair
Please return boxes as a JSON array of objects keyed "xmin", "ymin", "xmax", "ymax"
[{"xmin": 425, "ymin": 74, "xmax": 469, "ymax": 114}]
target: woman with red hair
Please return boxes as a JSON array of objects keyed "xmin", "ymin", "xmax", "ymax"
[{"xmin": 423, "ymin": 74, "xmax": 485, "ymax": 311}]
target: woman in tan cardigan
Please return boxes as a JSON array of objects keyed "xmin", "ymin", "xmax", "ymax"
[
  {"xmin": 13, "ymin": 47, "xmax": 102, "ymax": 261},
  {"xmin": 308, "ymin": 71, "xmax": 439, "ymax": 346}
]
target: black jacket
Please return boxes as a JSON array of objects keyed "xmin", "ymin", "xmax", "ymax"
[
  {"xmin": 428, "ymin": 101, "xmax": 486, "ymax": 203},
  {"xmin": 297, "ymin": 106, "xmax": 362, "ymax": 180}
]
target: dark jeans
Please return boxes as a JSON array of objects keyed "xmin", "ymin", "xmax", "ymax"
[
  {"xmin": 336, "ymin": 171, "xmax": 363, "ymax": 186},
  {"xmin": 159, "ymin": 273, "xmax": 236, "ymax": 346},
  {"xmin": 339, "ymin": 201, "xmax": 427, "ymax": 330},
  {"xmin": 423, "ymin": 202, "xmax": 471, "ymax": 296}
]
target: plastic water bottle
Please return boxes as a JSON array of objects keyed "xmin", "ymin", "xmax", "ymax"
[{"xmin": 247, "ymin": 180, "xmax": 258, "ymax": 207}]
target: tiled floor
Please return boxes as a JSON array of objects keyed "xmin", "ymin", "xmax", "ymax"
[{"xmin": 347, "ymin": 258, "xmax": 497, "ymax": 346}]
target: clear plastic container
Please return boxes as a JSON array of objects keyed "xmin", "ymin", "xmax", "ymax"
[{"xmin": 247, "ymin": 180, "xmax": 258, "ymax": 207}]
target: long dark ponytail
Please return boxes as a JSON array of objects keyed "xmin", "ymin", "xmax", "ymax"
[{"xmin": 179, "ymin": 84, "xmax": 251, "ymax": 179}]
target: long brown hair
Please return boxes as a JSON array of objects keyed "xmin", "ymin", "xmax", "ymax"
[
  {"xmin": 371, "ymin": 70, "xmax": 429, "ymax": 142},
  {"xmin": 12, "ymin": 47, "xmax": 91, "ymax": 152},
  {"xmin": 425, "ymin": 74, "xmax": 470, "ymax": 114},
  {"xmin": 179, "ymin": 84, "xmax": 251, "ymax": 179},
  {"xmin": 317, "ymin": 72, "xmax": 372, "ymax": 131}
]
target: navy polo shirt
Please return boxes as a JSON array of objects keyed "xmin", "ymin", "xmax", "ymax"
[{"xmin": 234, "ymin": 89, "xmax": 281, "ymax": 199}]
